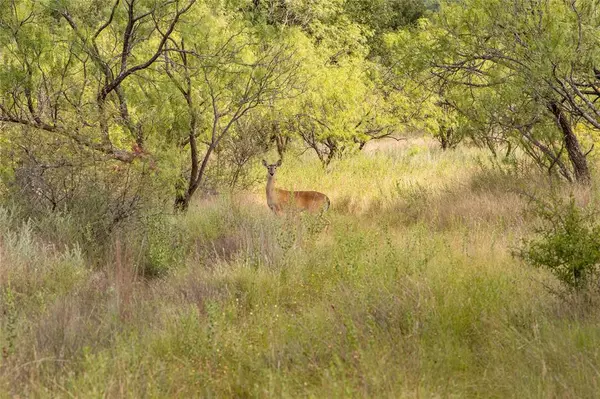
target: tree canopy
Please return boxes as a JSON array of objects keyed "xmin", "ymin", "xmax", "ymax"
[{"xmin": 2, "ymin": 0, "xmax": 600, "ymax": 213}]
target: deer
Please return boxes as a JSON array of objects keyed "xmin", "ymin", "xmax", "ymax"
[{"xmin": 262, "ymin": 159, "xmax": 330, "ymax": 216}]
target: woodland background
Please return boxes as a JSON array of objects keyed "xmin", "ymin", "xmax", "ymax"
[{"xmin": 2, "ymin": 0, "xmax": 600, "ymax": 396}]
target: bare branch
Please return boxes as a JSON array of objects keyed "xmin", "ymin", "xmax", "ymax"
[{"xmin": 99, "ymin": 0, "xmax": 196, "ymax": 101}]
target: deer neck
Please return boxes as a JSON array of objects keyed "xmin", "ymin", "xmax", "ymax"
[{"xmin": 266, "ymin": 174, "xmax": 277, "ymax": 204}]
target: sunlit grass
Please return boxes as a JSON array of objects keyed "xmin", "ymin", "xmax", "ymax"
[{"xmin": 2, "ymin": 140, "xmax": 600, "ymax": 397}]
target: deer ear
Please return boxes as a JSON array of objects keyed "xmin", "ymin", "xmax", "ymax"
[
  {"xmin": 262, "ymin": 159, "xmax": 268, "ymax": 167},
  {"xmin": 276, "ymin": 159, "xmax": 282, "ymax": 166}
]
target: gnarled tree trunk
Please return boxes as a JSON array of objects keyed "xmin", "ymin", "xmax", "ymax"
[{"xmin": 549, "ymin": 102, "xmax": 591, "ymax": 185}]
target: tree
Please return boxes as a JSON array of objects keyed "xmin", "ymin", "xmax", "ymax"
[
  {"xmin": 345, "ymin": 0, "xmax": 428, "ymax": 59},
  {"xmin": 395, "ymin": 0, "xmax": 600, "ymax": 183},
  {"xmin": 161, "ymin": 13, "xmax": 301, "ymax": 210},
  {"xmin": 0, "ymin": 0, "xmax": 419, "ymax": 215},
  {"xmin": 0, "ymin": 0, "xmax": 195, "ymax": 163}
]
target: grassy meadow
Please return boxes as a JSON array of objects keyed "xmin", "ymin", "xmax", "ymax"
[{"xmin": 2, "ymin": 139, "xmax": 600, "ymax": 397}]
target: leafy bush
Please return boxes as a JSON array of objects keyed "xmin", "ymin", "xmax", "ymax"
[
  {"xmin": 4, "ymin": 144, "xmax": 177, "ymax": 262},
  {"xmin": 140, "ymin": 215, "xmax": 189, "ymax": 278},
  {"xmin": 518, "ymin": 194, "xmax": 600, "ymax": 290}
]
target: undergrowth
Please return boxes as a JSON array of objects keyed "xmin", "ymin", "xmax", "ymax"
[{"xmin": 2, "ymin": 142, "xmax": 600, "ymax": 397}]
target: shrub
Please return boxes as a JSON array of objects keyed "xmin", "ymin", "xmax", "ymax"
[
  {"xmin": 517, "ymin": 194, "xmax": 600, "ymax": 290},
  {"xmin": 4, "ymin": 145, "xmax": 178, "ymax": 262},
  {"xmin": 139, "ymin": 215, "xmax": 189, "ymax": 278}
]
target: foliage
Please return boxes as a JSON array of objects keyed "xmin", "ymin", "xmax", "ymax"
[
  {"xmin": 345, "ymin": 0, "xmax": 431, "ymax": 59},
  {"xmin": 163, "ymin": 9, "xmax": 302, "ymax": 209},
  {"xmin": 0, "ymin": 0, "xmax": 428, "ymax": 211},
  {"xmin": 140, "ymin": 215, "xmax": 190, "ymax": 277},
  {"xmin": 518, "ymin": 193, "xmax": 600, "ymax": 290},
  {"xmin": 381, "ymin": 22, "xmax": 466, "ymax": 149},
  {"xmin": 386, "ymin": 0, "xmax": 600, "ymax": 182}
]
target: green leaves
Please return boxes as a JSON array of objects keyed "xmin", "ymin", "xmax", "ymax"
[
  {"xmin": 519, "ymin": 194, "xmax": 600, "ymax": 290},
  {"xmin": 0, "ymin": 0, "xmax": 435, "ymax": 205},
  {"xmin": 383, "ymin": 0, "xmax": 600, "ymax": 179}
]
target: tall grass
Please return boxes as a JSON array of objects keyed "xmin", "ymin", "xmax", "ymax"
[{"xmin": 2, "ymin": 140, "xmax": 600, "ymax": 397}]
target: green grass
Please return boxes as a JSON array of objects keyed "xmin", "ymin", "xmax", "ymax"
[{"xmin": 2, "ymin": 140, "xmax": 600, "ymax": 397}]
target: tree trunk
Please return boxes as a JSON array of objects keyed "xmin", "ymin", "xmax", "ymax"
[
  {"xmin": 549, "ymin": 102, "xmax": 591, "ymax": 184},
  {"xmin": 174, "ymin": 143, "xmax": 215, "ymax": 212},
  {"xmin": 439, "ymin": 129, "xmax": 449, "ymax": 150},
  {"xmin": 174, "ymin": 191, "xmax": 191, "ymax": 212}
]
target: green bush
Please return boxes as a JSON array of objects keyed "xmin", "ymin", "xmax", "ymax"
[
  {"xmin": 518, "ymin": 194, "xmax": 600, "ymax": 290},
  {"xmin": 140, "ymin": 216, "xmax": 189, "ymax": 278}
]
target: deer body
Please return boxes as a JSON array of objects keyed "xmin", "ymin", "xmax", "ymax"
[{"xmin": 263, "ymin": 160, "xmax": 330, "ymax": 215}]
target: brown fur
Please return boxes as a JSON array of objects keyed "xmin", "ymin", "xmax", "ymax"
[{"xmin": 262, "ymin": 159, "xmax": 330, "ymax": 215}]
